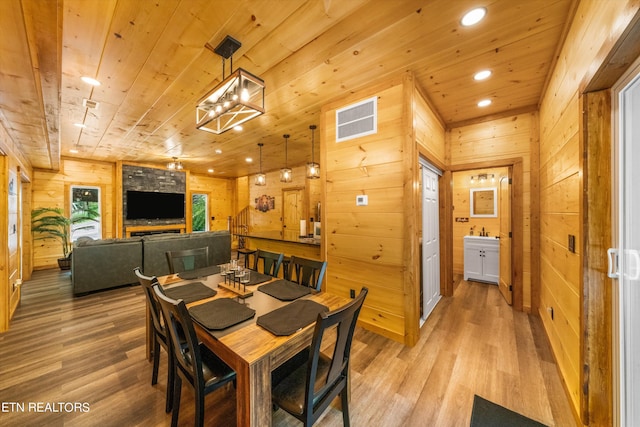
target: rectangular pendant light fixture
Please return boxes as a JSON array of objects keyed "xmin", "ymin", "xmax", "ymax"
[{"xmin": 196, "ymin": 36, "xmax": 265, "ymax": 134}]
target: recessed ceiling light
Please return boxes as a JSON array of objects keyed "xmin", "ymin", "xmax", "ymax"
[
  {"xmin": 233, "ymin": 125, "xmax": 243, "ymax": 131},
  {"xmin": 245, "ymin": 157, "xmax": 253, "ymax": 163},
  {"xmin": 207, "ymin": 168, "xmax": 214, "ymax": 173},
  {"xmin": 474, "ymin": 70, "xmax": 492, "ymax": 81},
  {"xmin": 477, "ymin": 99, "xmax": 492, "ymax": 107},
  {"xmin": 81, "ymin": 76, "xmax": 101, "ymax": 86},
  {"xmin": 461, "ymin": 7, "xmax": 486, "ymax": 26},
  {"xmin": 69, "ymin": 149, "xmax": 79, "ymax": 154},
  {"xmin": 74, "ymin": 123, "xmax": 86, "ymax": 128},
  {"xmin": 215, "ymin": 149, "xmax": 222, "ymax": 154}
]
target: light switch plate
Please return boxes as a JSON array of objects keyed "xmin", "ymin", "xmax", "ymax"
[
  {"xmin": 568, "ymin": 234, "xmax": 576, "ymax": 253},
  {"xmin": 356, "ymin": 195, "xmax": 368, "ymax": 206}
]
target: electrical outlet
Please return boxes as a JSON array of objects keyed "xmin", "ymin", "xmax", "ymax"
[
  {"xmin": 350, "ymin": 289, "xmax": 355, "ymax": 298},
  {"xmin": 568, "ymin": 234, "xmax": 575, "ymax": 253}
]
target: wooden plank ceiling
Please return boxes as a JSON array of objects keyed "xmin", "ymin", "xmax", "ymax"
[{"xmin": 0, "ymin": 0, "xmax": 574, "ymax": 177}]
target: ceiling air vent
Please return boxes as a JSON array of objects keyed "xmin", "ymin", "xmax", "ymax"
[
  {"xmin": 336, "ymin": 96, "xmax": 377, "ymax": 143},
  {"xmin": 83, "ymin": 98, "xmax": 99, "ymax": 109}
]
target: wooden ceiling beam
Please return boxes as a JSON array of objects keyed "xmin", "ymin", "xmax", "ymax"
[{"xmin": 22, "ymin": 0, "xmax": 62, "ymax": 171}]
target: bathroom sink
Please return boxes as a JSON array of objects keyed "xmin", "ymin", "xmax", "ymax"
[{"xmin": 464, "ymin": 235, "xmax": 498, "ymax": 240}]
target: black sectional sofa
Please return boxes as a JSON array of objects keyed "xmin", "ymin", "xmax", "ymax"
[{"xmin": 71, "ymin": 230, "xmax": 231, "ymax": 295}]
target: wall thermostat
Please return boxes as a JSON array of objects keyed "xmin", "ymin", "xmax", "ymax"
[{"xmin": 356, "ymin": 195, "xmax": 368, "ymax": 206}]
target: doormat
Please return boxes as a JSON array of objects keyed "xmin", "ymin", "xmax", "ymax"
[{"xmin": 470, "ymin": 395, "xmax": 547, "ymax": 427}]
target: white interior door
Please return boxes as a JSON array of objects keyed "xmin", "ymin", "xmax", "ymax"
[
  {"xmin": 612, "ymin": 66, "xmax": 640, "ymax": 427},
  {"xmin": 421, "ymin": 162, "xmax": 441, "ymax": 323}
]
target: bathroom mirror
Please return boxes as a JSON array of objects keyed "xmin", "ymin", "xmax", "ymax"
[{"xmin": 470, "ymin": 187, "xmax": 497, "ymax": 217}]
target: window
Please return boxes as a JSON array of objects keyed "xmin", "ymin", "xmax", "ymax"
[
  {"xmin": 192, "ymin": 193, "xmax": 209, "ymax": 232},
  {"xmin": 70, "ymin": 186, "xmax": 101, "ymax": 241}
]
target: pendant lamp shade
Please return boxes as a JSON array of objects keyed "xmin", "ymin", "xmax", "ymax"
[
  {"xmin": 280, "ymin": 134, "xmax": 292, "ymax": 183},
  {"xmin": 306, "ymin": 125, "xmax": 320, "ymax": 179}
]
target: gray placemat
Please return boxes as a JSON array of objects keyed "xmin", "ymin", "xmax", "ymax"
[
  {"xmin": 178, "ymin": 265, "xmax": 220, "ymax": 280},
  {"xmin": 258, "ymin": 279, "xmax": 311, "ymax": 301},
  {"xmin": 189, "ymin": 298, "xmax": 255, "ymax": 330},
  {"xmin": 256, "ymin": 300, "xmax": 328, "ymax": 336},
  {"xmin": 162, "ymin": 282, "xmax": 217, "ymax": 304},
  {"xmin": 246, "ymin": 271, "xmax": 273, "ymax": 285}
]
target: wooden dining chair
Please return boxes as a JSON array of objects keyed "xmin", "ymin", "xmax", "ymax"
[
  {"xmin": 165, "ymin": 246, "xmax": 209, "ymax": 274},
  {"xmin": 271, "ymin": 288, "xmax": 368, "ymax": 427},
  {"xmin": 287, "ymin": 256, "xmax": 327, "ymax": 291},
  {"xmin": 153, "ymin": 286, "xmax": 236, "ymax": 427},
  {"xmin": 134, "ymin": 267, "xmax": 174, "ymax": 413},
  {"xmin": 252, "ymin": 249, "xmax": 284, "ymax": 277}
]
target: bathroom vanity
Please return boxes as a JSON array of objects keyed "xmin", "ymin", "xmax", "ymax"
[{"xmin": 463, "ymin": 235, "xmax": 499, "ymax": 284}]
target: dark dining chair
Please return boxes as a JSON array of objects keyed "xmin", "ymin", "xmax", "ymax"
[
  {"xmin": 252, "ymin": 249, "xmax": 284, "ymax": 277},
  {"xmin": 133, "ymin": 267, "xmax": 174, "ymax": 413},
  {"xmin": 153, "ymin": 286, "xmax": 236, "ymax": 427},
  {"xmin": 165, "ymin": 246, "xmax": 209, "ymax": 274},
  {"xmin": 271, "ymin": 287, "xmax": 368, "ymax": 427},
  {"xmin": 287, "ymin": 256, "xmax": 327, "ymax": 291}
]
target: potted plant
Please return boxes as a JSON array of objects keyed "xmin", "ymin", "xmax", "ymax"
[{"xmin": 31, "ymin": 207, "xmax": 99, "ymax": 270}]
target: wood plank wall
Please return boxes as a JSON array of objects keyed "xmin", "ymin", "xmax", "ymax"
[
  {"xmin": 538, "ymin": 0, "xmax": 637, "ymax": 421},
  {"xmin": 189, "ymin": 173, "xmax": 234, "ymax": 232},
  {"xmin": 236, "ymin": 165, "xmax": 321, "ymax": 235},
  {"xmin": 320, "ymin": 74, "xmax": 445, "ymax": 345},
  {"xmin": 31, "ymin": 158, "xmax": 234, "ymax": 270},
  {"xmin": 449, "ymin": 112, "xmax": 537, "ymax": 310},
  {"xmin": 32, "ymin": 158, "xmax": 116, "ymax": 269}
]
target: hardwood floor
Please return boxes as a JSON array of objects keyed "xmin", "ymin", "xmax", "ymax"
[{"xmin": 0, "ymin": 270, "xmax": 577, "ymax": 426}]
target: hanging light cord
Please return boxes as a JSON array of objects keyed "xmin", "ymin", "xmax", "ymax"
[
  {"xmin": 284, "ymin": 134, "xmax": 289, "ymax": 167},
  {"xmin": 310, "ymin": 125, "xmax": 317, "ymax": 163}
]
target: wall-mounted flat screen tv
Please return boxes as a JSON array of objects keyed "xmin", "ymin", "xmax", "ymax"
[{"xmin": 126, "ymin": 190, "xmax": 185, "ymax": 220}]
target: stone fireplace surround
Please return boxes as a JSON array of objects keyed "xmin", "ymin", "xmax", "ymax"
[{"xmin": 122, "ymin": 164, "xmax": 186, "ymax": 236}]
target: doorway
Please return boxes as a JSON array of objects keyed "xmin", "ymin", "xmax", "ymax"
[
  {"xmin": 448, "ymin": 163, "xmax": 524, "ymax": 310},
  {"xmin": 611, "ymin": 59, "xmax": 640, "ymax": 427},
  {"xmin": 420, "ymin": 160, "xmax": 441, "ymax": 324},
  {"xmin": 282, "ymin": 188, "xmax": 304, "ymax": 241}
]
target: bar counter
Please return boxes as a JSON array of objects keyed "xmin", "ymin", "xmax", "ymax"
[{"xmin": 238, "ymin": 231, "xmax": 321, "ymax": 260}]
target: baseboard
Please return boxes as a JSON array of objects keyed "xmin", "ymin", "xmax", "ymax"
[{"xmin": 536, "ymin": 306, "xmax": 585, "ymax": 426}]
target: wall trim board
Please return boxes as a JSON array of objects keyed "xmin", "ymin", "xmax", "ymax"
[
  {"xmin": 402, "ymin": 73, "xmax": 420, "ymax": 347},
  {"xmin": 582, "ymin": 8, "xmax": 640, "ymax": 93},
  {"xmin": 580, "ymin": 90, "xmax": 613, "ymax": 426}
]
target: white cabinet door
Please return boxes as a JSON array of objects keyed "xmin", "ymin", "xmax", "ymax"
[
  {"xmin": 483, "ymin": 245, "xmax": 500, "ymax": 283},
  {"xmin": 464, "ymin": 237, "xmax": 499, "ymax": 284},
  {"xmin": 464, "ymin": 246, "xmax": 483, "ymax": 281}
]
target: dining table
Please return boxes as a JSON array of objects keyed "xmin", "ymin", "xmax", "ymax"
[{"xmin": 150, "ymin": 267, "xmax": 350, "ymax": 427}]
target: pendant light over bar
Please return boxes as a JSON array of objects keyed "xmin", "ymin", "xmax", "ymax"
[
  {"xmin": 196, "ymin": 35, "xmax": 265, "ymax": 134},
  {"xmin": 255, "ymin": 143, "xmax": 266, "ymax": 186},
  {"xmin": 280, "ymin": 134, "xmax": 292, "ymax": 183},
  {"xmin": 306, "ymin": 125, "xmax": 320, "ymax": 179}
]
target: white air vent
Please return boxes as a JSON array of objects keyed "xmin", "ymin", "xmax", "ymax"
[
  {"xmin": 336, "ymin": 96, "xmax": 377, "ymax": 142},
  {"xmin": 83, "ymin": 98, "xmax": 99, "ymax": 109}
]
